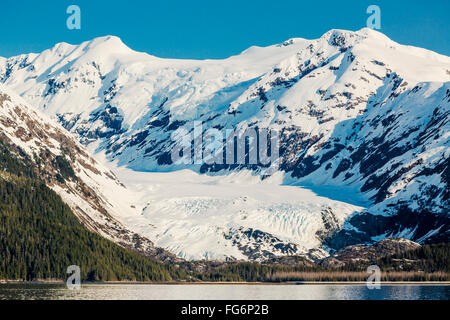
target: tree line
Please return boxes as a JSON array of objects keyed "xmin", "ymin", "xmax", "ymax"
[{"xmin": 0, "ymin": 138, "xmax": 448, "ymax": 282}]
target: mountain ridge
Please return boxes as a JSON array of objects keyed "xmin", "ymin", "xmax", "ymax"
[
  {"xmin": 0, "ymin": 83, "xmax": 183, "ymax": 264},
  {"xmin": 0, "ymin": 28, "xmax": 448, "ymax": 261}
]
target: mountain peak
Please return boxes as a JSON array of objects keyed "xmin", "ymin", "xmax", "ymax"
[
  {"xmin": 88, "ymin": 35, "xmax": 124, "ymax": 46},
  {"xmin": 82, "ymin": 35, "xmax": 133, "ymax": 55},
  {"xmin": 319, "ymin": 28, "xmax": 392, "ymax": 47}
]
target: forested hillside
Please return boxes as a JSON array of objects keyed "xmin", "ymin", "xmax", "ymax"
[
  {"xmin": 0, "ymin": 139, "xmax": 187, "ymax": 281},
  {"xmin": 198, "ymin": 243, "xmax": 450, "ymax": 282},
  {"xmin": 1, "ymin": 137, "xmax": 448, "ymax": 282}
]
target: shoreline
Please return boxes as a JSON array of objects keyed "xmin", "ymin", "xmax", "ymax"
[{"xmin": 1, "ymin": 280, "xmax": 450, "ymax": 285}]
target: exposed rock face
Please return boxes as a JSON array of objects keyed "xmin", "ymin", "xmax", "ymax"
[
  {"xmin": 224, "ymin": 227, "xmax": 300, "ymax": 261},
  {"xmin": 316, "ymin": 207, "xmax": 341, "ymax": 242},
  {"xmin": 325, "ymin": 206, "xmax": 450, "ymax": 251},
  {"xmin": 320, "ymin": 238, "xmax": 421, "ymax": 267}
]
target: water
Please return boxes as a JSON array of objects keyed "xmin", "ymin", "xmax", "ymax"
[{"xmin": 0, "ymin": 283, "xmax": 449, "ymax": 300}]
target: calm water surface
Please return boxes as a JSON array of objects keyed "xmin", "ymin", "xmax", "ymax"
[{"xmin": 0, "ymin": 283, "xmax": 448, "ymax": 300}]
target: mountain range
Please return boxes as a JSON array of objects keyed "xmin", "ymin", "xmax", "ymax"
[{"xmin": 0, "ymin": 28, "xmax": 448, "ymax": 262}]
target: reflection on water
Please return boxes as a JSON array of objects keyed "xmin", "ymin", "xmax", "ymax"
[{"xmin": 0, "ymin": 283, "xmax": 449, "ymax": 300}]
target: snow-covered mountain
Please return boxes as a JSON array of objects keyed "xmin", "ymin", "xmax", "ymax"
[
  {"xmin": 0, "ymin": 84, "xmax": 180, "ymax": 263},
  {"xmin": 0, "ymin": 28, "xmax": 448, "ymax": 260}
]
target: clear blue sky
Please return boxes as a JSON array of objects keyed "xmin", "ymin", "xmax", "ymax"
[{"xmin": 0, "ymin": 0, "xmax": 449, "ymax": 59}]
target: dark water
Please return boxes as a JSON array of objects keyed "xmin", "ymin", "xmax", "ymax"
[{"xmin": 0, "ymin": 283, "xmax": 449, "ymax": 300}]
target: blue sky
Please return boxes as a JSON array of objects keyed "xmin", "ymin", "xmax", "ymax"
[{"xmin": 0, "ymin": 0, "xmax": 449, "ymax": 59}]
